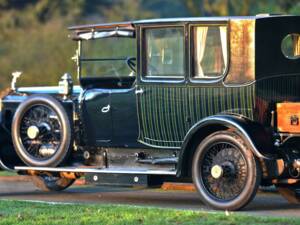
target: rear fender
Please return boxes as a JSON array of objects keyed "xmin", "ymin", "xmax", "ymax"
[{"xmin": 177, "ymin": 114, "xmax": 275, "ymax": 177}]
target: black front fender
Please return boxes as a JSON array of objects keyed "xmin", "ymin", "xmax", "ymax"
[
  {"xmin": 0, "ymin": 123, "xmax": 16, "ymax": 171},
  {"xmin": 177, "ymin": 114, "xmax": 275, "ymax": 177}
]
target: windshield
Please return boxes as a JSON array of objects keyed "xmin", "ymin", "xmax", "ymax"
[{"xmin": 79, "ymin": 37, "xmax": 136, "ymax": 78}]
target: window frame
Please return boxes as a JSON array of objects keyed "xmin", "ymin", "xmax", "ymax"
[
  {"xmin": 189, "ymin": 22, "xmax": 229, "ymax": 83},
  {"xmin": 140, "ymin": 24, "xmax": 186, "ymax": 82}
]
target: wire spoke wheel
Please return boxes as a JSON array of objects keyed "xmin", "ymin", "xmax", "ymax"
[
  {"xmin": 192, "ymin": 131, "xmax": 261, "ymax": 211},
  {"xmin": 19, "ymin": 104, "xmax": 62, "ymax": 160},
  {"xmin": 12, "ymin": 95, "xmax": 72, "ymax": 167},
  {"xmin": 201, "ymin": 143, "xmax": 248, "ymax": 201}
]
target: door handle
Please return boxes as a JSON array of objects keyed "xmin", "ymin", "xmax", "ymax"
[
  {"xmin": 101, "ymin": 104, "xmax": 110, "ymax": 113},
  {"xmin": 135, "ymin": 88, "xmax": 144, "ymax": 95}
]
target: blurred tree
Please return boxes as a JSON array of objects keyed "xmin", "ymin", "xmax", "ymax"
[
  {"xmin": 103, "ymin": 0, "xmax": 155, "ymax": 22},
  {"xmin": 0, "ymin": 0, "xmax": 35, "ymax": 10},
  {"xmin": 185, "ymin": 0, "xmax": 204, "ymax": 16},
  {"xmin": 201, "ymin": 0, "xmax": 252, "ymax": 16},
  {"xmin": 183, "ymin": 0, "xmax": 300, "ymax": 16},
  {"xmin": 1, "ymin": 0, "xmax": 300, "ymax": 90},
  {"xmin": 141, "ymin": 0, "xmax": 189, "ymax": 18},
  {"xmin": 33, "ymin": 0, "xmax": 86, "ymax": 23}
]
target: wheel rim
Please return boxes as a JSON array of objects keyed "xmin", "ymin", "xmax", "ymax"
[
  {"xmin": 19, "ymin": 104, "xmax": 62, "ymax": 160},
  {"xmin": 200, "ymin": 142, "xmax": 248, "ymax": 201}
]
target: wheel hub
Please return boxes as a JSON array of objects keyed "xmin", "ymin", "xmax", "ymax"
[
  {"xmin": 26, "ymin": 123, "xmax": 51, "ymax": 140},
  {"xmin": 201, "ymin": 144, "xmax": 248, "ymax": 201},
  {"xmin": 211, "ymin": 165, "xmax": 223, "ymax": 179},
  {"xmin": 211, "ymin": 162, "xmax": 236, "ymax": 179},
  {"xmin": 27, "ymin": 125, "xmax": 40, "ymax": 139}
]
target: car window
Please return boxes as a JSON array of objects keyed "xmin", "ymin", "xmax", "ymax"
[
  {"xmin": 80, "ymin": 37, "xmax": 136, "ymax": 78},
  {"xmin": 281, "ymin": 33, "xmax": 300, "ymax": 59},
  {"xmin": 143, "ymin": 27, "xmax": 184, "ymax": 78},
  {"xmin": 192, "ymin": 25, "xmax": 228, "ymax": 79}
]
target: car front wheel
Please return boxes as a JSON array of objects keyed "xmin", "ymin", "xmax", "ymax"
[
  {"xmin": 11, "ymin": 95, "xmax": 72, "ymax": 167},
  {"xmin": 192, "ymin": 131, "xmax": 261, "ymax": 211},
  {"xmin": 31, "ymin": 175, "xmax": 75, "ymax": 192}
]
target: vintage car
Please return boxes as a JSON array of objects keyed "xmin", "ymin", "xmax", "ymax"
[{"xmin": 0, "ymin": 14, "xmax": 300, "ymax": 210}]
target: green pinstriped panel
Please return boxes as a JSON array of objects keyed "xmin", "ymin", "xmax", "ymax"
[
  {"xmin": 138, "ymin": 85, "xmax": 189, "ymax": 147},
  {"xmin": 138, "ymin": 84, "xmax": 255, "ymax": 148},
  {"xmin": 189, "ymin": 85, "xmax": 255, "ymax": 125}
]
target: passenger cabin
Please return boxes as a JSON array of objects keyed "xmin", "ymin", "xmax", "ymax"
[{"xmin": 69, "ymin": 15, "xmax": 300, "ymax": 148}]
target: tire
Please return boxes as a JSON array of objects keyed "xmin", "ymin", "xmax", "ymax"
[
  {"xmin": 31, "ymin": 175, "xmax": 74, "ymax": 191},
  {"xmin": 192, "ymin": 130, "xmax": 261, "ymax": 211},
  {"xmin": 11, "ymin": 95, "xmax": 72, "ymax": 167}
]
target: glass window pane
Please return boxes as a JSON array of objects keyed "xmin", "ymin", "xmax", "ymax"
[
  {"xmin": 80, "ymin": 37, "xmax": 136, "ymax": 78},
  {"xmin": 193, "ymin": 25, "xmax": 228, "ymax": 79},
  {"xmin": 82, "ymin": 37, "xmax": 136, "ymax": 59},
  {"xmin": 281, "ymin": 33, "xmax": 300, "ymax": 59},
  {"xmin": 80, "ymin": 60, "xmax": 135, "ymax": 78},
  {"xmin": 144, "ymin": 27, "xmax": 184, "ymax": 77}
]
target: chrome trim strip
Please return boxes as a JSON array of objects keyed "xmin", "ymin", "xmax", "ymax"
[
  {"xmin": 134, "ymin": 15, "xmax": 287, "ymax": 24},
  {"xmin": 15, "ymin": 166, "xmax": 177, "ymax": 175},
  {"xmin": 78, "ymin": 30, "xmax": 134, "ymax": 40},
  {"xmin": 16, "ymin": 86, "xmax": 82, "ymax": 94},
  {"xmin": 135, "ymin": 18, "xmax": 231, "ymax": 24}
]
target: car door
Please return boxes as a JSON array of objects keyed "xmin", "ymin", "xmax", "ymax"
[
  {"xmin": 81, "ymin": 87, "xmax": 112, "ymax": 146},
  {"xmin": 136, "ymin": 24, "xmax": 189, "ymax": 148},
  {"xmin": 110, "ymin": 85, "xmax": 140, "ymax": 146},
  {"xmin": 77, "ymin": 31, "xmax": 137, "ymax": 147}
]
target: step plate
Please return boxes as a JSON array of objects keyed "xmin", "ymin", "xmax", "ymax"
[
  {"xmin": 15, "ymin": 166, "xmax": 177, "ymax": 176},
  {"xmin": 85, "ymin": 173, "xmax": 164, "ymax": 187}
]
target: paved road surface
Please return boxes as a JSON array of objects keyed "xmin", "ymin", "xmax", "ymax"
[{"xmin": 0, "ymin": 180, "xmax": 299, "ymax": 218}]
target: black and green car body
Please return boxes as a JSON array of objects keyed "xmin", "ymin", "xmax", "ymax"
[{"xmin": 0, "ymin": 15, "xmax": 300, "ymax": 210}]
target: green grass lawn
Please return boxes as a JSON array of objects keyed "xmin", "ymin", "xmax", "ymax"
[
  {"xmin": 0, "ymin": 200, "xmax": 299, "ymax": 225},
  {"xmin": 0, "ymin": 170, "xmax": 16, "ymax": 176}
]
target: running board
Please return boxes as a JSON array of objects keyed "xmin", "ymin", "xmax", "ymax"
[{"xmin": 15, "ymin": 166, "xmax": 177, "ymax": 176}]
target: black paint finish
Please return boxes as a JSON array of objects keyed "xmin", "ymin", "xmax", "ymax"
[{"xmin": 81, "ymin": 89, "xmax": 112, "ymax": 145}]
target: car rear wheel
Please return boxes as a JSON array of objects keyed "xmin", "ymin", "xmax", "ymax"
[
  {"xmin": 31, "ymin": 175, "xmax": 74, "ymax": 191},
  {"xmin": 192, "ymin": 131, "xmax": 261, "ymax": 211},
  {"xmin": 11, "ymin": 95, "xmax": 72, "ymax": 167}
]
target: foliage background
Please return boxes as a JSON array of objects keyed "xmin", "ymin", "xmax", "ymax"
[{"xmin": 0, "ymin": 0, "xmax": 299, "ymax": 90}]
